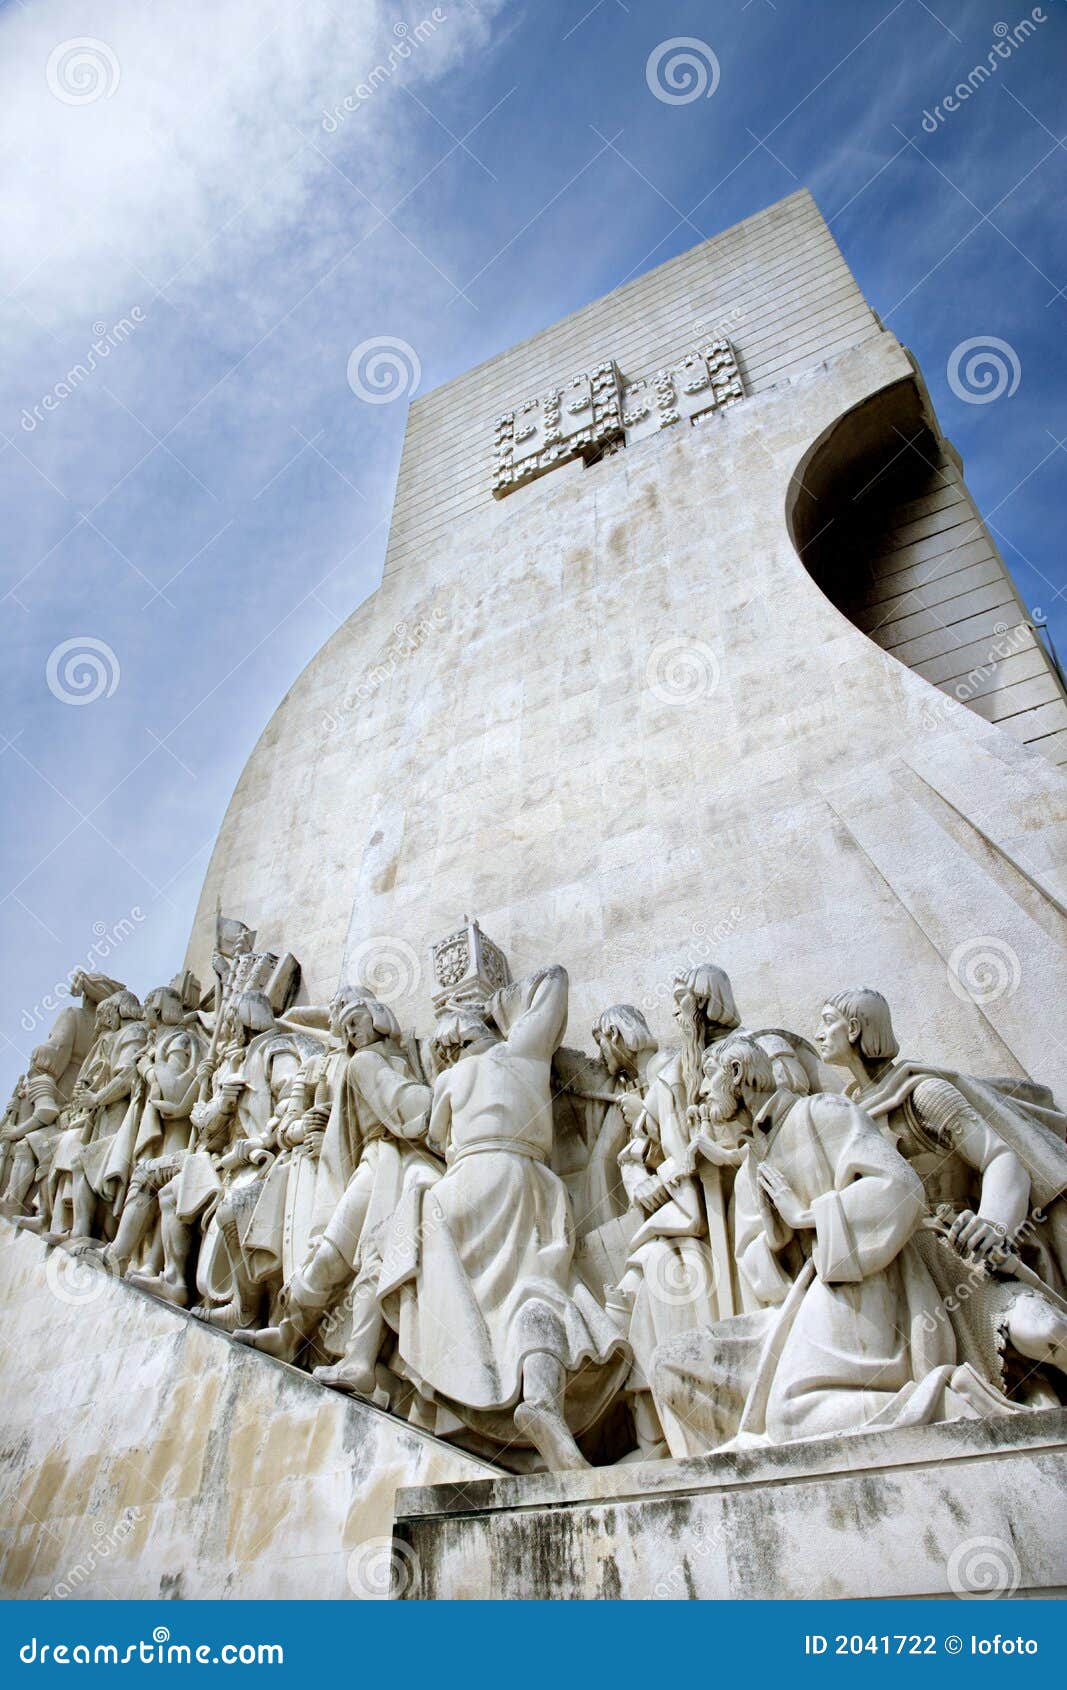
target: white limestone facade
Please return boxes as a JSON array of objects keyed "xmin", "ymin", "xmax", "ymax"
[{"xmin": 185, "ymin": 188, "xmax": 1067, "ymax": 1098}]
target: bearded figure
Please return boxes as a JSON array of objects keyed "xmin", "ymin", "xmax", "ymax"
[
  {"xmin": 611, "ymin": 964, "xmax": 822, "ymax": 1397},
  {"xmin": 651, "ymin": 1036, "xmax": 1015, "ymax": 1458}
]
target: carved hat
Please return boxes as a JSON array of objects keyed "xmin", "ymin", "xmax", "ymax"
[
  {"xmin": 235, "ymin": 990, "xmax": 275, "ymax": 1034},
  {"xmin": 145, "ymin": 985, "xmax": 184, "ymax": 1025},
  {"xmin": 336, "ymin": 990, "xmax": 400, "ymax": 1042}
]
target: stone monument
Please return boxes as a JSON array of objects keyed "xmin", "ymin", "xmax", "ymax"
[{"xmin": 1, "ymin": 188, "xmax": 1065, "ymax": 1601}]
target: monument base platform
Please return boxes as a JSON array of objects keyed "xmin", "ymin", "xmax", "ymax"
[{"xmin": 394, "ymin": 1410, "xmax": 1067, "ymax": 1600}]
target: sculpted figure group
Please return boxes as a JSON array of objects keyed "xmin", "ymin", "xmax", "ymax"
[{"xmin": 3, "ymin": 916, "xmax": 1066, "ymax": 1474}]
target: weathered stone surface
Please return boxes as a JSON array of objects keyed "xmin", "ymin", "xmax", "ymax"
[
  {"xmin": 0, "ymin": 1222, "xmax": 492, "ymax": 1599},
  {"xmin": 185, "ymin": 198, "xmax": 1067, "ymax": 1104},
  {"xmin": 394, "ymin": 1410, "xmax": 1067, "ymax": 1600}
]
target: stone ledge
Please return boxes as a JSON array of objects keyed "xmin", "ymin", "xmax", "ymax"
[
  {"xmin": 394, "ymin": 1412, "xmax": 1067, "ymax": 1600},
  {"xmin": 396, "ymin": 1407, "xmax": 1067, "ymax": 1519}
]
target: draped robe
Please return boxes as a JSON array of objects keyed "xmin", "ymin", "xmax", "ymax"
[
  {"xmin": 379, "ymin": 968, "xmax": 628, "ymax": 1441},
  {"xmin": 652, "ymin": 1090, "xmax": 1009, "ymax": 1457}
]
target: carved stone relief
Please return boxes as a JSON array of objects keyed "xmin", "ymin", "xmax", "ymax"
[
  {"xmin": 3, "ymin": 910, "xmax": 1066, "ymax": 1476},
  {"xmin": 491, "ymin": 340, "xmax": 745, "ymax": 497}
]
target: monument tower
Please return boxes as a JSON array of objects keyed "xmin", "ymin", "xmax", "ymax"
[
  {"xmin": 189, "ymin": 186, "xmax": 1066, "ymax": 1098},
  {"xmin": 2, "ymin": 189, "xmax": 1065, "ymax": 1601}
]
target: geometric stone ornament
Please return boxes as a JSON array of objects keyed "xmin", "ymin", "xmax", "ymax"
[
  {"xmin": 492, "ymin": 361, "xmax": 625, "ymax": 497},
  {"xmin": 492, "ymin": 340, "xmax": 744, "ymax": 496},
  {"xmin": 619, "ymin": 339, "xmax": 744, "ymax": 444}
]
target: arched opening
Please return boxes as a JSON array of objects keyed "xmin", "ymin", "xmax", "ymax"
[{"xmin": 787, "ymin": 379, "xmax": 1067, "ymax": 767}]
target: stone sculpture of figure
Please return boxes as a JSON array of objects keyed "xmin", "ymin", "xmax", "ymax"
[
  {"xmin": 1, "ymin": 1065, "xmax": 59, "ymax": 1221},
  {"xmin": 99, "ymin": 986, "xmax": 207, "ymax": 1278},
  {"xmin": 40, "ymin": 991, "xmax": 127, "ymax": 1239},
  {"xmin": 176, "ymin": 992, "xmax": 322, "ymax": 1329},
  {"xmin": 815, "ymin": 989, "xmax": 1067, "ymax": 1405},
  {"xmin": 650, "ymin": 1036, "xmax": 1011, "ymax": 1458},
  {"xmin": 123, "ymin": 991, "xmax": 269, "ymax": 1308},
  {"xmin": 60, "ymin": 991, "xmax": 147, "ymax": 1242},
  {"xmin": 609, "ymin": 1036, "xmax": 752, "ymax": 1460},
  {"xmin": 207, "ymin": 913, "xmax": 300, "ymax": 1042},
  {"xmin": 39, "ymin": 970, "xmax": 127, "ymax": 1103},
  {"xmin": 372, "ymin": 966, "xmax": 629, "ymax": 1471},
  {"xmin": 582, "ymin": 1004, "xmax": 661, "ymax": 1222},
  {"xmin": 4, "ymin": 971, "xmax": 125, "ymax": 1228},
  {"xmin": 236, "ymin": 990, "xmax": 437, "ymax": 1371},
  {"xmin": 0, "ymin": 1074, "xmax": 29, "ymax": 1198},
  {"xmin": 611, "ymin": 965, "xmax": 821, "ymax": 1378}
]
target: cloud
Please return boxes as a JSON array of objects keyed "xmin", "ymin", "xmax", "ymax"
[{"xmin": 0, "ymin": 0, "xmax": 501, "ymax": 328}]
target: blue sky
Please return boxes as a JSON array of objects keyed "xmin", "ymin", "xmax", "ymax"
[{"xmin": 1, "ymin": 0, "xmax": 1065, "ymax": 1092}]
